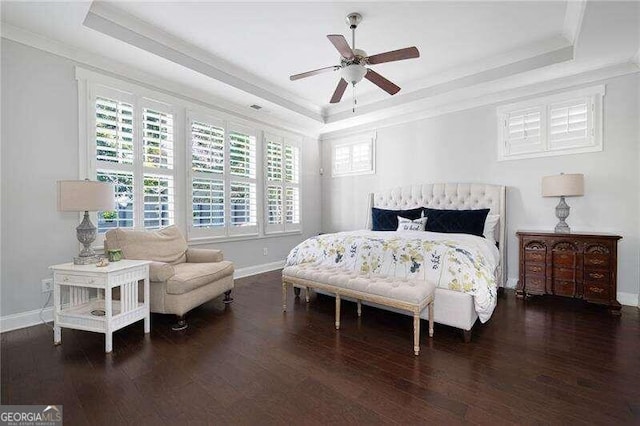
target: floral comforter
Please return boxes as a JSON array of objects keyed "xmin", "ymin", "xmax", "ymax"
[{"xmin": 285, "ymin": 230, "xmax": 500, "ymax": 322}]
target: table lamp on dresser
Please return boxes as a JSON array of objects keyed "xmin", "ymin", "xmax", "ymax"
[
  {"xmin": 57, "ymin": 179, "xmax": 114, "ymax": 264},
  {"xmin": 542, "ymin": 173, "xmax": 584, "ymax": 233}
]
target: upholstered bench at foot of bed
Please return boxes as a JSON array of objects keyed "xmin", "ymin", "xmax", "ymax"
[{"xmin": 282, "ymin": 264, "xmax": 435, "ymax": 356}]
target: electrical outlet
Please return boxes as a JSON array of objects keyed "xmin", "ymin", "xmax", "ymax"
[
  {"xmin": 41, "ymin": 278, "xmax": 53, "ymax": 293},
  {"xmin": 263, "ymin": 247, "xmax": 268, "ymax": 256}
]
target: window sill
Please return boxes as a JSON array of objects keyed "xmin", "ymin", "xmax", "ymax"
[{"xmin": 188, "ymin": 230, "xmax": 303, "ymax": 246}]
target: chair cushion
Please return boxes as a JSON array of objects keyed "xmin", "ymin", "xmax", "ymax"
[
  {"xmin": 166, "ymin": 261, "xmax": 234, "ymax": 295},
  {"xmin": 105, "ymin": 225, "xmax": 188, "ymax": 264}
]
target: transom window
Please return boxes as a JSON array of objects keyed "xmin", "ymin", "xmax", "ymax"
[{"xmin": 497, "ymin": 85, "xmax": 604, "ymax": 161}]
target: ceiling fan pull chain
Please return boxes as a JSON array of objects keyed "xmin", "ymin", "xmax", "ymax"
[{"xmin": 352, "ymin": 84, "xmax": 357, "ymax": 113}]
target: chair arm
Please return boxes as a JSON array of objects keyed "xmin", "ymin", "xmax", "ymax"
[
  {"xmin": 149, "ymin": 262, "xmax": 175, "ymax": 282},
  {"xmin": 186, "ymin": 248, "xmax": 224, "ymax": 263}
]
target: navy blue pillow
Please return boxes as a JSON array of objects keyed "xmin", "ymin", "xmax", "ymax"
[
  {"xmin": 422, "ymin": 208, "xmax": 490, "ymax": 237},
  {"xmin": 372, "ymin": 207, "xmax": 423, "ymax": 231}
]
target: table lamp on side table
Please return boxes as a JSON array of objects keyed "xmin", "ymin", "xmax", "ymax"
[
  {"xmin": 57, "ymin": 179, "xmax": 115, "ymax": 264},
  {"xmin": 542, "ymin": 173, "xmax": 584, "ymax": 233}
]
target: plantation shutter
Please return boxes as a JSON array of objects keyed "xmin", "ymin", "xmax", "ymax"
[
  {"xmin": 189, "ymin": 118, "xmax": 226, "ymax": 237},
  {"xmin": 265, "ymin": 135, "xmax": 300, "ymax": 233},
  {"xmin": 502, "ymin": 107, "xmax": 544, "ymax": 156},
  {"xmin": 548, "ymin": 97, "xmax": 593, "ymax": 150},
  {"xmin": 140, "ymin": 102, "xmax": 175, "ymax": 230},
  {"xmin": 94, "ymin": 92, "xmax": 136, "ymax": 233},
  {"xmin": 228, "ymin": 126, "xmax": 257, "ymax": 235}
]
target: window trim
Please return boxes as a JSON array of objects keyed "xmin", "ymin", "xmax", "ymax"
[
  {"xmin": 331, "ymin": 132, "xmax": 376, "ymax": 177},
  {"xmin": 497, "ymin": 85, "xmax": 604, "ymax": 161}
]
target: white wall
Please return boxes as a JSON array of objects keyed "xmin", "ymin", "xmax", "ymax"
[
  {"xmin": 0, "ymin": 39, "xmax": 321, "ymax": 317},
  {"xmin": 321, "ymin": 73, "xmax": 640, "ymax": 303}
]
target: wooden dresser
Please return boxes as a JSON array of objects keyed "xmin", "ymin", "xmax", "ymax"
[{"xmin": 516, "ymin": 230, "xmax": 622, "ymax": 314}]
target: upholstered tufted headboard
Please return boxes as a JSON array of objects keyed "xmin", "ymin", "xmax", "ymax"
[{"xmin": 366, "ymin": 183, "xmax": 507, "ymax": 287}]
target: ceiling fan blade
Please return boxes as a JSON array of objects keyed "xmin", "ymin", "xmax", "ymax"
[
  {"xmin": 327, "ymin": 34, "xmax": 355, "ymax": 60},
  {"xmin": 364, "ymin": 69, "xmax": 401, "ymax": 95},
  {"xmin": 330, "ymin": 78, "xmax": 349, "ymax": 104},
  {"xmin": 366, "ymin": 47, "xmax": 420, "ymax": 65},
  {"xmin": 290, "ymin": 65, "xmax": 339, "ymax": 81}
]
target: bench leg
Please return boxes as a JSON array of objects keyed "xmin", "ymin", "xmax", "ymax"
[
  {"xmin": 305, "ymin": 287, "xmax": 310, "ymax": 303},
  {"xmin": 282, "ymin": 282, "xmax": 287, "ymax": 312},
  {"xmin": 413, "ymin": 313, "xmax": 420, "ymax": 356},
  {"xmin": 357, "ymin": 300, "xmax": 362, "ymax": 317},
  {"xmin": 428, "ymin": 301, "xmax": 434, "ymax": 338},
  {"xmin": 335, "ymin": 294, "xmax": 341, "ymax": 330}
]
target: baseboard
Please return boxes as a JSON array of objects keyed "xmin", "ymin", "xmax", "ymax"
[
  {"xmin": 234, "ymin": 260, "xmax": 284, "ymax": 279},
  {"xmin": 617, "ymin": 292, "xmax": 639, "ymax": 307},
  {"xmin": 506, "ymin": 278, "xmax": 518, "ymax": 289},
  {"xmin": 0, "ymin": 306, "xmax": 53, "ymax": 333}
]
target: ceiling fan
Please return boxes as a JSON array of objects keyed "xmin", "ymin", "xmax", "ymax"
[{"xmin": 290, "ymin": 13, "xmax": 420, "ymax": 108}]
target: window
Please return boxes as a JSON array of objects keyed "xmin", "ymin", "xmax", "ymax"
[
  {"xmin": 80, "ymin": 70, "xmax": 304, "ymax": 244},
  {"xmin": 91, "ymin": 87, "xmax": 176, "ymax": 233},
  {"xmin": 497, "ymin": 85, "xmax": 604, "ymax": 161},
  {"xmin": 331, "ymin": 133, "xmax": 375, "ymax": 177},
  {"xmin": 265, "ymin": 134, "xmax": 301, "ymax": 233},
  {"xmin": 188, "ymin": 113, "xmax": 258, "ymax": 238}
]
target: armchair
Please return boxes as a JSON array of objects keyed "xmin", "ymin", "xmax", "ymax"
[{"xmin": 105, "ymin": 226, "xmax": 234, "ymax": 330}]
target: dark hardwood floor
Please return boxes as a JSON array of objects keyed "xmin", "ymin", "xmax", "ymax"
[{"xmin": 2, "ymin": 270, "xmax": 639, "ymax": 425}]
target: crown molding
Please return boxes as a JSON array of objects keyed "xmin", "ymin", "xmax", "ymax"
[
  {"xmin": 320, "ymin": 60, "xmax": 640, "ymax": 140},
  {"xmin": 83, "ymin": 2, "xmax": 324, "ymax": 123},
  {"xmin": 1, "ymin": 23, "xmax": 323, "ymax": 138}
]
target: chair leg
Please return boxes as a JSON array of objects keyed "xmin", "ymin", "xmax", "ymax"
[
  {"xmin": 282, "ymin": 282, "xmax": 288, "ymax": 312},
  {"xmin": 171, "ymin": 315, "xmax": 188, "ymax": 331},
  {"xmin": 357, "ymin": 300, "xmax": 362, "ymax": 317},
  {"xmin": 223, "ymin": 290, "xmax": 234, "ymax": 304},
  {"xmin": 305, "ymin": 287, "xmax": 310, "ymax": 303}
]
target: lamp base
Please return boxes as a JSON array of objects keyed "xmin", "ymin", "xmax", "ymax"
[
  {"xmin": 74, "ymin": 255, "xmax": 99, "ymax": 265},
  {"xmin": 75, "ymin": 211, "xmax": 98, "ymax": 264},
  {"xmin": 554, "ymin": 196, "xmax": 571, "ymax": 233}
]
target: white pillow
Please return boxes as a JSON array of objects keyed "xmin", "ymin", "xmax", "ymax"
[
  {"xmin": 397, "ymin": 216, "xmax": 428, "ymax": 232},
  {"xmin": 483, "ymin": 214, "xmax": 500, "ymax": 244}
]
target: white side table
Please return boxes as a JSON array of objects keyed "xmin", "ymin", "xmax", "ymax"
[{"xmin": 49, "ymin": 259, "xmax": 151, "ymax": 353}]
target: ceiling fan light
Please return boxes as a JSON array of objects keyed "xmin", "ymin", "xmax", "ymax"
[{"xmin": 341, "ymin": 64, "xmax": 367, "ymax": 84}]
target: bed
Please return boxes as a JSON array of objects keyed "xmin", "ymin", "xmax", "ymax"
[{"xmin": 288, "ymin": 183, "xmax": 506, "ymax": 341}]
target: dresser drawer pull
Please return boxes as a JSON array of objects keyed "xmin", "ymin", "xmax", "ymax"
[
  {"xmin": 529, "ymin": 266, "xmax": 542, "ymax": 273},
  {"xmin": 88, "ymin": 279, "xmax": 95, "ymax": 284},
  {"xmin": 589, "ymin": 286, "xmax": 605, "ymax": 294},
  {"xmin": 589, "ymin": 272, "xmax": 605, "ymax": 279},
  {"xmin": 558, "ymin": 254, "xmax": 570, "ymax": 260},
  {"xmin": 588, "ymin": 259, "xmax": 605, "ymax": 265},
  {"xmin": 63, "ymin": 276, "xmax": 69, "ymax": 282}
]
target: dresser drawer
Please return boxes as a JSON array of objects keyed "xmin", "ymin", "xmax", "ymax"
[
  {"xmin": 552, "ymin": 267, "xmax": 575, "ymax": 281},
  {"xmin": 524, "ymin": 276, "xmax": 545, "ymax": 293},
  {"xmin": 552, "ymin": 251, "xmax": 576, "ymax": 266},
  {"xmin": 584, "ymin": 254, "xmax": 610, "ymax": 268},
  {"xmin": 583, "ymin": 283, "xmax": 610, "ymax": 301},
  {"xmin": 525, "ymin": 263, "xmax": 545, "ymax": 276},
  {"xmin": 55, "ymin": 273, "xmax": 105, "ymax": 287},
  {"xmin": 525, "ymin": 250, "xmax": 545, "ymax": 263},
  {"xmin": 553, "ymin": 280, "xmax": 575, "ymax": 297},
  {"xmin": 584, "ymin": 270, "xmax": 609, "ymax": 283}
]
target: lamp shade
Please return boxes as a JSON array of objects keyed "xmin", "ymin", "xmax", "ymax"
[
  {"xmin": 57, "ymin": 180, "xmax": 115, "ymax": 212},
  {"xmin": 542, "ymin": 173, "xmax": 584, "ymax": 197}
]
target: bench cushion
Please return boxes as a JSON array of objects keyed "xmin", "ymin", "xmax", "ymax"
[{"xmin": 283, "ymin": 264, "xmax": 435, "ymax": 305}]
